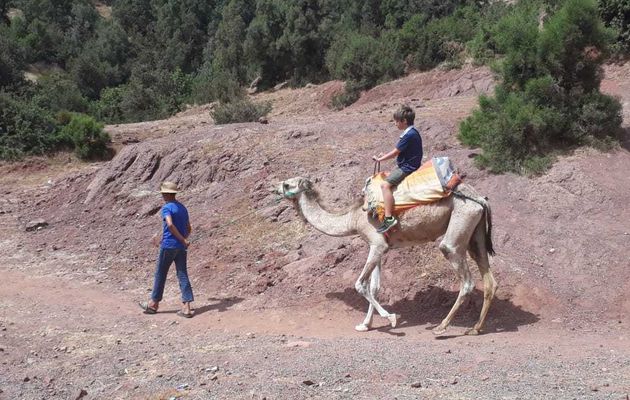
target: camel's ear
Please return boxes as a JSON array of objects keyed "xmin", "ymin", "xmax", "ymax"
[{"xmin": 299, "ymin": 179, "xmax": 312, "ymax": 191}]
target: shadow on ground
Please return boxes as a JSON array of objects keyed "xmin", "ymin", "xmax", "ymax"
[
  {"xmin": 194, "ymin": 297, "xmax": 245, "ymax": 316},
  {"xmin": 327, "ymin": 285, "xmax": 539, "ymax": 335}
]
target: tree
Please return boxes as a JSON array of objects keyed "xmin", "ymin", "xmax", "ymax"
[
  {"xmin": 31, "ymin": 72, "xmax": 89, "ymax": 113},
  {"xmin": 276, "ymin": 0, "xmax": 327, "ymax": 84},
  {"xmin": 1, "ymin": 0, "xmax": 13, "ymax": 25},
  {"xmin": 111, "ymin": 0, "xmax": 154, "ymax": 37},
  {"xmin": 459, "ymin": 0, "xmax": 622, "ymax": 175},
  {"xmin": 326, "ymin": 31, "xmax": 403, "ymax": 90},
  {"xmin": 0, "ymin": 92, "xmax": 58, "ymax": 159},
  {"xmin": 68, "ymin": 19, "xmax": 131, "ymax": 99},
  {"xmin": 242, "ymin": 0, "xmax": 288, "ymax": 88},
  {"xmin": 538, "ymin": 0, "xmax": 613, "ymax": 93},
  {"xmin": 207, "ymin": 0, "xmax": 255, "ymax": 84},
  {"xmin": 0, "ymin": 24, "xmax": 25, "ymax": 89},
  {"xmin": 599, "ymin": 0, "xmax": 630, "ymax": 55},
  {"xmin": 152, "ymin": 0, "xmax": 215, "ymax": 73}
]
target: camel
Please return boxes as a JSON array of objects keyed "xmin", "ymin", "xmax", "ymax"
[{"xmin": 275, "ymin": 176, "xmax": 497, "ymax": 335}]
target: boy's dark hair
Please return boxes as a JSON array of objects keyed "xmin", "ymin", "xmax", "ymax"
[{"xmin": 393, "ymin": 105, "xmax": 415, "ymax": 125}]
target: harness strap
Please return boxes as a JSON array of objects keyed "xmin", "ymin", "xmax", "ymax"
[{"xmin": 451, "ymin": 190, "xmax": 487, "ymax": 209}]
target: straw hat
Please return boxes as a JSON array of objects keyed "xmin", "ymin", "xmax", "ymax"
[{"xmin": 160, "ymin": 181, "xmax": 179, "ymax": 194}]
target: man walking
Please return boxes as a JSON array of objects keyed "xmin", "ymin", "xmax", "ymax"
[{"xmin": 140, "ymin": 181, "xmax": 195, "ymax": 318}]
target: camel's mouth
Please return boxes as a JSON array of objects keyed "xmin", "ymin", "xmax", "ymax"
[
  {"xmin": 269, "ymin": 183, "xmax": 282, "ymax": 194},
  {"xmin": 272, "ymin": 181, "xmax": 290, "ymax": 198}
]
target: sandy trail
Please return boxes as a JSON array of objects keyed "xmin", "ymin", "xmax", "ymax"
[{"xmin": 1, "ymin": 267, "xmax": 629, "ymax": 399}]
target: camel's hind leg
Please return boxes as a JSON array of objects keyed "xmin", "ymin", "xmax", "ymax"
[
  {"xmin": 465, "ymin": 224, "xmax": 498, "ymax": 335},
  {"xmin": 432, "ymin": 206, "xmax": 481, "ymax": 335},
  {"xmin": 355, "ymin": 265, "xmax": 380, "ymax": 332},
  {"xmin": 432, "ymin": 245, "xmax": 474, "ymax": 335},
  {"xmin": 354, "ymin": 244, "xmax": 399, "ymax": 330}
]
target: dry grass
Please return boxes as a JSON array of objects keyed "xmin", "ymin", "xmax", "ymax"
[{"xmin": 0, "ymin": 152, "xmax": 92, "ymax": 188}]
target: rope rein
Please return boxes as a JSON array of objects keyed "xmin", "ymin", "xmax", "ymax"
[
  {"xmin": 373, "ymin": 160, "xmax": 381, "ymax": 175},
  {"xmin": 188, "ymin": 196, "xmax": 283, "ymax": 243},
  {"xmin": 224, "ymin": 196, "xmax": 283, "ymax": 227}
]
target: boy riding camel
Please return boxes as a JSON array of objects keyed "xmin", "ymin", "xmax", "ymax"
[{"xmin": 372, "ymin": 105, "xmax": 423, "ymax": 233}]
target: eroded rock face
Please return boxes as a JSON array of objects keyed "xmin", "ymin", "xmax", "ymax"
[
  {"xmin": 25, "ymin": 219, "xmax": 48, "ymax": 231},
  {"xmin": 84, "ymin": 135, "xmax": 257, "ymax": 205}
]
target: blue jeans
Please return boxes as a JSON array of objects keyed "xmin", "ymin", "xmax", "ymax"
[{"xmin": 151, "ymin": 247, "xmax": 194, "ymax": 303}]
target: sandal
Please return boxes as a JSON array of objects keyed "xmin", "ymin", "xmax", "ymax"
[
  {"xmin": 139, "ymin": 301, "xmax": 158, "ymax": 314},
  {"xmin": 177, "ymin": 310, "xmax": 194, "ymax": 318}
]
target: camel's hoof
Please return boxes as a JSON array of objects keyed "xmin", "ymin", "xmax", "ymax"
[
  {"xmin": 464, "ymin": 328, "xmax": 480, "ymax": 336},
  {"xmin": 355, "ymin": 324, "xmax": 369, "ymax": 332},
  {"xmin": 387, "ymin": 314, "xmax": 399, "ymax": 328},
  {"xmin": 432, "ymin": 326, "xmax": 447, "ymax": 336}
]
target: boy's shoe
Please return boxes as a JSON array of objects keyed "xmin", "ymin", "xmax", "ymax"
[{"xmin": 377, "ymin": 216, "xmax": 398, "ymax": 233}]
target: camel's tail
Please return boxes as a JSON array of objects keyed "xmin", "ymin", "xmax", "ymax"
[{"xmin": 483, "ymin": 199, "xmax": 495, "ymax": 256}]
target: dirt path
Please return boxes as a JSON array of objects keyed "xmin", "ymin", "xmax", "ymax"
[{"xmin": 1, "ymin": 267, "xmax": 628, "ymax": 400}]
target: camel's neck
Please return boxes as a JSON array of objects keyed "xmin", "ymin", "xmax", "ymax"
[{"xmin": 296, "ymin": 192, "xmax": 357, "ymax": 237}]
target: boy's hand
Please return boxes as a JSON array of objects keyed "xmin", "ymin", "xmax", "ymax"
[
  {"xmin": 372, "ymin": 154, "xmax": 383, "ymax": 162},
  {"xmin": 183, "ymin": 239, "xmax": 190, "ymax": 248}
]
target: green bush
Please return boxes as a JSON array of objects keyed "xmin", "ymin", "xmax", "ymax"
[
  {"xmin": 491, "ymin": 1, "xmax": 542, "ymax": 90},
  {"xmin": 91, "ymin": 80, "xmax": 159, "ymax": 123},
  {"xmin": 399, "ymin": 6, "xmax": 482, "ymax": 71},
  {"xmin": 58, "ymin": 113, "xmax": 111, "ymax": 160},
  {"xmin": 459, "ymin": 90, "xmax": 563, "ymax": 174},
  {"xmin": 467, "ymin": 2, "xmax": 511, "ymax": 65},
  {"xmin": 211, "ymin": 98, "xmax": 272, "ymax": 125},
  {"xmin": 459, "ymin": 0, "xmax": 622, "ymax": 175},
  {"xmin": 31, "ymin": 72, "xmax": 89, "ymax": 113},
  {"xmin": 331, "ymin": 82, "xmax": 361, "ymax": 110},
  {"xmin": 326, "ymin": 31, "xmax": 404, "ymax": 91},
  {"xmin": 572, "ymin": 91, "xmax": 623, "ymax": 142},
  {"xmin": 191, "ymin": 68, "xmax": 243, "ymax": 105},
  {"xmin": 91, "ymin": 85, "xmax": 126, "ymax": 123},
  {"xmin": 0, "ymin": 91, "xmax": 59, "ymax": 159},
  {"xmin": 92, "ymin": 68, "xmax": 193, "ymax": 123},
  {"xmin": 0, "ymin": 24, "xmax": 26, "ymax": 90},
  {"xmin": 599, "ymin": 0, "xmax": 630, "ymax": 56},
  {"xmin": 538, "ymin": 0, "xmax": 613, "ymax": 93}
]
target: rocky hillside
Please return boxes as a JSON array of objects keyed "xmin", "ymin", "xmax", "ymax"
[{"xmin": 3, "ymin": 63, "xmax": 630, "ymax": 331}]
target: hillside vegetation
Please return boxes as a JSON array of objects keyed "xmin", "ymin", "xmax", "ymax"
[{"xmin": 0, "ymin": 0, "xmax": 628, "ymax": 170}]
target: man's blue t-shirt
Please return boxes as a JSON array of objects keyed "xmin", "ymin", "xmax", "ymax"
[
  {"xmin": 396, "ymin": 126, "xmax": 423, "ymax": 173},
  {"xmin": 161, "ymin": 201, "xmax": 190, "ymax": 249}
]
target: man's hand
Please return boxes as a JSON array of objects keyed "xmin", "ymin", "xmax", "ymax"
[
  {"xmin": 151, "ymin": 232, "xmax": 161, "ymax": 248},
  {"xmin": 372, "ymin": 153, "xmax": 383, "ymax": 162},
  {"xmin": 183, "ymin": 239, "xmax": 190, "ymax": 248}
]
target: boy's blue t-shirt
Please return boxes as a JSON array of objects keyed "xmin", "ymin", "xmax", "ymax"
[
  {"xmin": 161, "ymin": 201, "xmax": 190, "ymax": 249},
  {"xmin": 395, "ymin": 126, "xmax": 423, "ymax": 173}
]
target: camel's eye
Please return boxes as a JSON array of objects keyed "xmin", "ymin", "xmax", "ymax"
[{"xmin": 283, "ymin": 183, "xmax": 289, "ymax": 190}]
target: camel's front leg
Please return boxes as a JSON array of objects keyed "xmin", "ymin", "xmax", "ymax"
[
  {"xmin": 355, "ymin": 264, "xmax": 380, "ymax": 332},
  {"xmin": 354, "ymin": 245, "xmax": 398, "ymax": 331}
]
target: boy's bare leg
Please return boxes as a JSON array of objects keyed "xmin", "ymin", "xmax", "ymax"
[
  {"xmin": 182, "ymin": 302, "xmax": 193, "ymax": 314},
  {"xmin": 381, "ymin": 182, "xmax": 394, "ymax": 217}
]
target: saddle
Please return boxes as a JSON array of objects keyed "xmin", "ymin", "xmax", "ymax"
[{"xmin": 363, "ymin": 157, "xmax": 462, "ymax": 221}]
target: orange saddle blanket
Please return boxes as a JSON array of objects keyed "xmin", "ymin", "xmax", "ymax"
[{"xmin": 363, "ymin": 157, "xmax": 461, "ymax": 220}]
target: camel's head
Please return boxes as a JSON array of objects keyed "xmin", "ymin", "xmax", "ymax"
[{"xmin": 275, "ymin": 177, "xmax": 313, "ymax": 199}]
